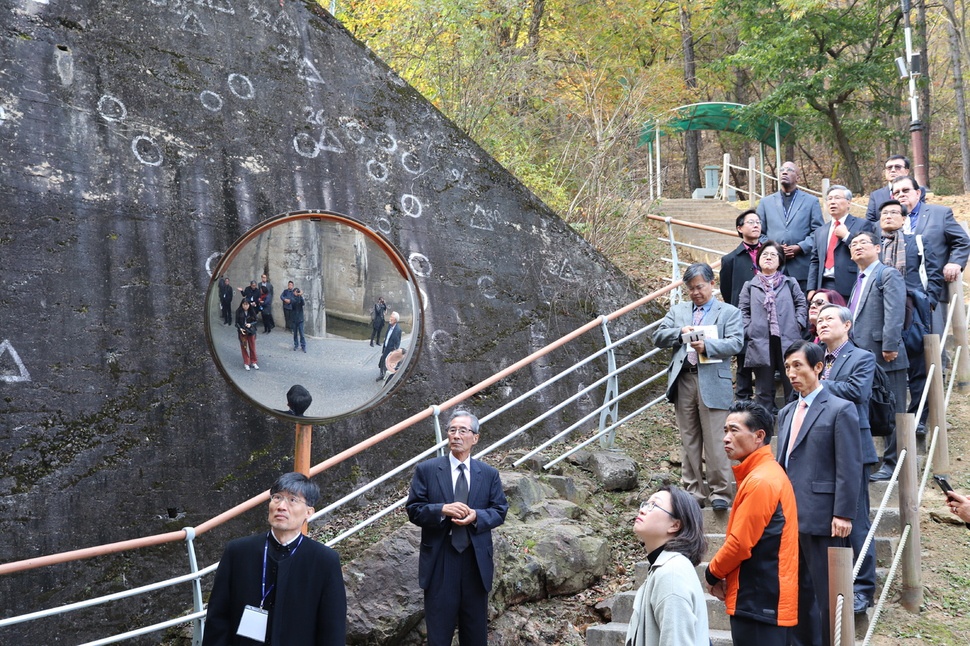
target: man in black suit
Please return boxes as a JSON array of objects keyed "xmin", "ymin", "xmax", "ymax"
[
  {"xmin": 377, "ymin": 311, "xmax": 402, "ymax": 381},
  {"xmin": 807, "ymin": 185, "xmax": 876, "ymax": 302},
  {"xmin": 778, "ymin": 340, "xmax": 862, "ymax": 646},
  {"xmin": 757, "ymin": 161, "xmax": 825, "ymax": 293},
  {"xmin": 892, "ymin": 175, "xmax": 970, "ymax": 332},
  {"xmin": 406, "ymin": 410, "xmax": 509, "ymax": 646},
  {"xmin": 720, "ymin": 209, "xmax": 763, "ymax": 400},
  {"xmin": 202, "ymin": 472, "xmax": 347, "ymax": 646},
  {"xmin": 815, "ymin": 305, "xmax": 878, "ymax": 614},
  {"xmin": 865, "ymin": 155, "xmax": 913, "ymax": 223}
]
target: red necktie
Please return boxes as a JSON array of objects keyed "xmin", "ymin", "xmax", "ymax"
[{"xmin": 825, "ymin": 220, "xmax": 841, "ymax": 269}]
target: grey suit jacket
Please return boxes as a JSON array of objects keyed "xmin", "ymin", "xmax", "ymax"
[
  {"xmin": 757, "ymin": 189, "xmax": 825, "ymax": 282},
  {"xmin": 653, "ymin": 299, "xmax": 744, "ymax": 411},
  {"xmin": 849, "ymin": 262, "xmax": 908, "ymax": 371},
  {"xmin": 911, "ymin": 203, "xmax": 970, "ymax": 271},
  {"xmin": 806, "ymin": 214, "xmax": 876, "ymax": 297},
  {"xmin": 776, "ymin": 388, "xmax": 862, "ymax": 535},
  {"xmin": 821, "ymin": 341, "xmax": 879, "ymax": 465}
]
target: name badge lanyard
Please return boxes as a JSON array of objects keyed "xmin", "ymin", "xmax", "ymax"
[{"xmin": 261, "ymin": 533, "xmax": 304, "ymax": 608}]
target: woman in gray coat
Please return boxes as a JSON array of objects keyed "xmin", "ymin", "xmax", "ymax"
[{"xmin": 738, "ymin": 241, "xmax": 807, "ymax": 414}]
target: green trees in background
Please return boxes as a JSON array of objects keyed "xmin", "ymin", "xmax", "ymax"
[{"xmin": 331, "ymin": 0, "xmax": 967, "ymax": 250}]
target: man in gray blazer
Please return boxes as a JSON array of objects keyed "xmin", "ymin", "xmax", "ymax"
[
  {"xmin": 892, "ymin": 175, "xmax": 970, "ymax": 332},
  {"xmin": 654, "ymin": 263, "xmax": 744, "ymax": 511},
  {"xmin": 778, "ymin": 340, "xmax": 862, "ymax": 646},
  {"xmin": 757, "ymin": 162, "xmax": 825, "ymax": 293},
  {"xmin": 815, "ymin": 305, "xmax": 879, "ymax": 614},
  {"xmin": 846, "ymin": 230, "xmax": 908, "ymax": 481},
  {"xmin": 806, "ymin": 185, "xmax": 876, "ymax": 301}
]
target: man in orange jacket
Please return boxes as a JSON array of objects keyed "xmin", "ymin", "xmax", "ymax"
[{"xmin": 705, "ymin": 400, "xmax": 799, "ymax": 644}]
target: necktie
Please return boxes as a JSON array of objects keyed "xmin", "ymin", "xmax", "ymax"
[
  {"xmin": 848, "ymin": 271, "xmax": 866, "ymax": 314},
  {"xmin": 787, "ymin": 401, "xmax": 809, "ymax": 460},
  {"xmin": 825, "ymin": 220, "xmax": 841, "ymax": 269},
  {"xmin": 452, "ymin": 464, "xmax": 470, "ymax": 552},
  {"xmin": 686, "ymin": 307, "xmax": 704, "ymax": 365}
]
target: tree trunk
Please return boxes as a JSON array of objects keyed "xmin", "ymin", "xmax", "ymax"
[
  {"xmin": 527, "ymin": 0, "xmax": 544, "ymax": 51},
  {"xmin": 918, "ymin": 0, "xmax": 931, "ymax": 187},
  {"xmin": 944, "ymin": 0, "xmax": 970, "ymax": 192},
  {"xmin": 826, "ymin": 105, "xmax": 865, "ymax": 193},
  {"xmin": 680, "ymin": 5, "xmax": 701, "ymax": 192}
]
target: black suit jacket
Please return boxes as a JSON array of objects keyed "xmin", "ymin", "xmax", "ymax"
[
  {"xmin": 912, "ymin": 203, "xmax": 970, "ymax": 271},
  {"xmin": 776, "ymin": 388, "xmax": 862, "ymax": 535},
  {"xmin": 719, "ymin": 242, "xmax": 760, "ymax": 307},
  {"xmin": 806, "ymin": 214, "xmax": 876, "ymax": 298},
  {"xmin": 202, "ymin": 533, "xmax": 347, "ymax": 646},
  {"xmin": 821, "ymin": 341, "xmax": 878, "ymax": 465},
  {"xmin": 406, "ymin": 455, "xmax": 508, "ymax": 592}
]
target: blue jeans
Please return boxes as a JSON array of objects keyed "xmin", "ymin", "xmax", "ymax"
[{"xmin": 292, "ymin": 321, "xmax": 305, "ymax": 349}]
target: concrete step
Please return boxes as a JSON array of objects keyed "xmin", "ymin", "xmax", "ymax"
[{"xmin": 609, "ymin": 587, "xmax": 730, "ymax": 631}]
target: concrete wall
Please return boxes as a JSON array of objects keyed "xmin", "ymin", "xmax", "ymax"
[{"xmin": 0, "ymin": 1, "xmax": 643, "ymax": 639}]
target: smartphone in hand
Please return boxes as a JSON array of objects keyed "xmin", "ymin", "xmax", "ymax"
[{"xmin": 934, "ymin": 475, "xmax": 955, "ymax": 497}]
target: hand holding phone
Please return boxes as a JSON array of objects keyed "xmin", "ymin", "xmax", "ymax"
[{"xmin": 934, "ymin": 475, "xmax": 954, "ymax": 496}]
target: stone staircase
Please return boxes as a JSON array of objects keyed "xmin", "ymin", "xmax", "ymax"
[
  {"xmin": 650, "ymin": 198, "xmax": 747, "ymax": 264},
  {"xmin": 586, "ymin": 480, "xmax": 901, "ymax": 646}
]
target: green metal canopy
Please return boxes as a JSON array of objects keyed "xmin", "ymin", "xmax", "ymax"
[{"xmin": 639, "ymin": 102, "xmax": 794, "ymax": 146}]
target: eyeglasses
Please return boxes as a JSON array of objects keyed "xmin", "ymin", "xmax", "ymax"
[
  {"xmin": 640, "ymin": 500, "xmax": 676, "ymax": 518},
  {"xmin": 741, "ymin": 219, "xmax": 761, "ymax": 226},
  {"xmin": 760, "ymin": 251, "xmax": 780, "ymax": 258},
  {"xmin": 881, "ymin": 210, "xmax": 903, "ymax": 216},
  {"xmin": 893, "ymin": 187, "xmax": 915, "ymax": 195},
  {"xmin": 270, "ymin": 493, "xmax": 306, "ymax": 506},
  {"xmin": 810, "ymin": 298, "xmax": 830, "ymax": 307},
  {"xmin": 447, "ymin": 427, "xmax": 475, "ymax": 436},
  {"xmin": 885, "ymin": 163, "xmax": 906, "ymax": 171},
  {"xmin": 849, "ymin": 238, "xmax": 873, "ymax": 248}
]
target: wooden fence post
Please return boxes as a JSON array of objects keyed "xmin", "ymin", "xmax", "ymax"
[{"xmin": 897, "ymin": 413, "xmax": 923, "ymax": 613}]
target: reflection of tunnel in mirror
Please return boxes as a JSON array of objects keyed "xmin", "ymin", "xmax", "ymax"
[{"xmin": 205, "ymin": 211, "xmax": 422, "ymax": 423}]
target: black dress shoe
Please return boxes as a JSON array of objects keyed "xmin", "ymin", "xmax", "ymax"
[
  {"xmin": 916, "ymin": 423, "xmax": 927, "ymax": 437},
  {"xmin": 869, "ymin": 466, "xmax": 893, "ymax": 482},
  {"xmin": 711, "ymin": 499, "xmax": 730, "ymax": 512},
  {"xmin": 853, "ymin": 592, "xmax": 872, "ymax": 614},
  {"xmin": 376, "ymin": 375, "xmax": 384, "ymax": 382}
]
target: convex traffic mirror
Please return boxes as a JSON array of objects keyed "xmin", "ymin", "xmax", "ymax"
[{"xmin": 205, "ymin": 210, "xmax": 422, "ymax": 423}]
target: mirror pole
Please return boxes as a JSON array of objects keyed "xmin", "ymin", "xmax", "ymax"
[{"xmin": 294, "ymin": 422, "xmax": 313, "ymax": 535}]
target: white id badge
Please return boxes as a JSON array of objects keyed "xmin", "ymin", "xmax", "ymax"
[{"xmin": 236, "ymin": 604, "xmax": 268, "ymax": 642}]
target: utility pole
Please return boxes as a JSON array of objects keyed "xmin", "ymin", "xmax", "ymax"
[{"xmin": 899, "ymin": 0, "xmax": 928, "ymax": 188}]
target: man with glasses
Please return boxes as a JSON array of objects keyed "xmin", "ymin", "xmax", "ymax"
[
  {"xmin": 806, "ymin": 185, "xmax": 876, "ymax": 302},
  {"xmin": 891, "ymin": 175, "xmax": 970, "ymax": 334},
  {"xmin": 814, "ymin": 304, "xmax": 879, "ymax": 612},
  {"xmin": 846, "ymin": 230, "xmax": 908, "ymax": 481},
  {"xmin": 202, "ymin": 472, "xmax": 347, "ymax": 645},
  {"xmin": 654, "ymin": 263, "xmax": 744, "ymax": 511},
  {"xmin": 705, "ymin": 400, "xmax": 798, "ymax": 645},
  {"xmin": 865, "ymin": 155, "xmax": 918, "ymax": 223},
  {"xmin": 406, "ymin": 410, "xmax": 508, "ymax": 646},
  {"xmin": 878, "ymin": 199, "xmax": 944, "ymax": 441},
  {"xmin": 720, "ymin": 210, "xmax": 764, "ymax": 400},
  {"xmin": 756, "ymin": 161, "xmax": 825, "ymax": 294}
]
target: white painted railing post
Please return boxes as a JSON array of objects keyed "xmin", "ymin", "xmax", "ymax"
[
  {"xmin": 184, "ymin": 528, "xmax": 205, "ymax": 646},
  {"xmin": 598, "ymin": 318, "xmax": 619, "ymax": 448},
  {"xmin": 722, "ymin": 153, "xmax": 730, "ymax": 202}
]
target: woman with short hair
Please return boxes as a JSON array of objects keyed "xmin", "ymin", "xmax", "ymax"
[{"xmin": 625, "ymin": 485, "xmax": 709, "ymax": 646}]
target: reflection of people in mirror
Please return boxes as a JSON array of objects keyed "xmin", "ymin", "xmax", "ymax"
[
  {"xmin": 291, "ymin": 288, "xmax": 307, "ymax": 353},
  {"xmin": 279, "ymin": 384, "xmax": 312, "ymax": 416},
  {"xmin": 280, "ymin": 280, "xmax": 295, "ymax": 331},
  {"xmin": 259, "ymin": 274, "xmax": 276, "ymax": 333},
  {"xmin": 382, "ymin": 348, "xmax": 406, "ymax": 384},
  {"xmin": 377, "ymin": 312, "xmax": 401, "ymax": 381},
  {"xmin": 218, "ymin": 276, "xmax": 234, "ymax": 325},
  {"xmin": 236, "ymin": 300, "xmax": 259, "ymax": 371},
  {"xmin": 239, "ymin": 279, "xmax": 260, "ymax": 306},
  {"xmin": 370, "ymin": 296, "xmax": 387, "ymax": 347},
  {"xmin": 201, "ymin": 473, "xmax": 347, "ymax": 646}
]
